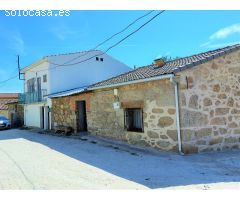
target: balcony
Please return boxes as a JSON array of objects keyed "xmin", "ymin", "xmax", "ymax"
[{"xmin": 19, "ymin": 89, "xmax": 47, "ymax": 104}]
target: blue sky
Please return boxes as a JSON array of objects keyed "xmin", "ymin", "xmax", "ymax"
[{"xmin": 0, "ymin": 10, "xmax": 239, "ymax": 92}]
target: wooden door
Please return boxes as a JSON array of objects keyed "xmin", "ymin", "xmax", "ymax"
[{"xmin": 76, "ymin": 101, "xmax": 87, "ymax": 132}]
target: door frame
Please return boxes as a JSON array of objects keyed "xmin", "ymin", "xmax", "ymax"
[
  {"xmin": 40, "ymin": 106, "xmax": 44, "ymax": 129},
  {"xmin": 76, "ymin": 100, "xmax": 88, "ymax": 132}
]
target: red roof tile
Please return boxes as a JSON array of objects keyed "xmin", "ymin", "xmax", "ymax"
[
  {"xmin": 0, "ymin": 93, "xmax": 19, "ymax": 110},
  {"xmin": 0, "ymin": 93, "xmax": 18, "ymax": 98}
]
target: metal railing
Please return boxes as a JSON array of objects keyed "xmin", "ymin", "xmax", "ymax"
[{"xmin": 19, "ymin": 89, "xmax": 47, "ymax": 104}]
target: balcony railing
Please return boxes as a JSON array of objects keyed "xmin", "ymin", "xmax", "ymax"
[{"xmin": 19, "ymin": 89, "xmax": 47, "ymax": 104}]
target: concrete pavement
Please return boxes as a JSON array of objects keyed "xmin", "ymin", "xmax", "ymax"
[{"xmin": 0, "ymin": 129, "xmax": 240, "ymax": 189}]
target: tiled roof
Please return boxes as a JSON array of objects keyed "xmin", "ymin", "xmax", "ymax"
[
  {"xmin": 0, "ymin": 93, "xmax": 19, "ymax": 110},
  {"xmin": 0, "ymin": 99, "xmax": 18, "ymax": 110},
  {"xmin": 0, "ymin": 93, "xmax": 18, "ymax": 98},
  {"xmin": 90, "ymin": 44, "xmax": 240, "ymax": 88},
  {"xmin": 43, "ymin": 50, "xmax": 100, "ymax": 58}
]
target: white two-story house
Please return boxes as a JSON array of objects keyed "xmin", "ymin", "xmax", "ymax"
[{"xmin": 20, "ymin": 50, "xmax": 131, "ymax": 130}]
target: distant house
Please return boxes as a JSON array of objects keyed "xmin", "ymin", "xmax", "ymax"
[
  {"xmin": 7, "ymin": 101, "xmax": 24, "ymax": 128},
  {"xmin": 20, "ymin": 50, "xmax": 131, "ymax": 130},
  {"xmin": 51, "ymin": 44, "xmax": 240, "ymax": 154},
  {"xmin": 0, "ymin": 93, "xmax": 18, "ymax": 118}
]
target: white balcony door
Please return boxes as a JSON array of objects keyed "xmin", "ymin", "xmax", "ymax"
[
  {"xmin": 37, "ymin": 77, "xmax": 42, "ymax": 101},
  {"xmin": 44, "ymin": 106, "xmax": 50, "ymax": 130},
  {"xmin": 40, "ymin": 106, "xmax": 50, "ymax": 130}
]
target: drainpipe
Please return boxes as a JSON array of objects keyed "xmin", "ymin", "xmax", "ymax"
[{"xmin": 170, "ymin": 76, "xmax": 184, "ymax": 155}]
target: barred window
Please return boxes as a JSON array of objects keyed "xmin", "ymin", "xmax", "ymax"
[{"xmin": 124, "ymin": 108, "xmax": 143, "ymax": 132}]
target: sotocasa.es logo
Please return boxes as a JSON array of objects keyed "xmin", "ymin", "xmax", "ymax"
[{"xmin": 3, "ymin": 10, "xmax": 71, "ymax": 17}]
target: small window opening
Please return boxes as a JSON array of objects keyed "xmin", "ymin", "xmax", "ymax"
[
  {"xmin": 43, "ymin": 74, "xmax": 47, "ymax": 83},
  {"xmin": 124, "ymin": 108, "xmax": 143, "ymax": 132},
  {"xmin": 100, "ymin": 58, "xmax": 104, "ymax": 62},
  {"xmin": 96, "ymin": 57, "xmax": 99, "ymax": 61}
]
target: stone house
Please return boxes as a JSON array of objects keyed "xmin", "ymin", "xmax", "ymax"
[
  {"xmin": 20, "ymin": 50, "xmax": 130, "ymax": 130},
  {"xmin": 51, "ymin": 44, "xmax": 240, "ymax": 154},
  {"xmin": 0, "ymin": 93, "xmax": 19, "ymax": 118}
]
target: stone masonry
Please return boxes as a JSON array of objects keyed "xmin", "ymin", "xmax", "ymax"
[
  {"xmin": 52, "ymin": 79, "xmax": 179, "ymax": 152},
  {"xmin": 52, "ymin": 49, "xmax": 240, "ymax": 154},
  {"xmin": 52, "ymin": 93, "xmax": 92, "ymax": 132},
  {"xmin": 88, "ymin": 79, "xmax": 178, "ymax": 152},
  {"xmin": 178, "ymin": 50, "xmax": 240, "ymax": 153}
]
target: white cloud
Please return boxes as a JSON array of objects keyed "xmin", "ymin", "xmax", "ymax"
[
  {"xmin": 10, "ymin": 32, "xmax": 25, "ymax": 54},
  {"xmin": 200, "ymin": 41, "xmax": 211, "ymax": 48},
  {"xmin": 51, "ymin": 24, "xmax": 76, "ymax": 40},
  {"xmin": 201, "ymin": 41, "xmax": 240, "ymax": 49},
  {"xmin": 50, "ymin": 22, "xmax": 88, "ymax": 41},
  {"xmin": 210, "ymin": 24, "xmax": 240, "ymax": 40},
  {"xmin": 200, "ymin": 23, "xmax": 240, "ymax": 49},
  {"xmin": 0, "ymin": 25, "xmax": 25, "ymax": 55}
]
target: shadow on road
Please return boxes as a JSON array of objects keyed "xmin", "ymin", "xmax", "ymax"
[{"xmin": 1, "ymin": 129, "xmax": 240, "ymax": 189}]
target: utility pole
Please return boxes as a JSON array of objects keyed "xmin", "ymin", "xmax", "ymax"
[{"xmin": 17, "ymin": 55, "xmax": 24, "ymax": 80}]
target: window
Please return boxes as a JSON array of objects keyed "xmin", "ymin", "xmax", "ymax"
[
  {"xmin": 100, "ymin": 58, "xmax": 104, "ymax": 62},
  {"xmin": 96, "ymin": 57, "xmax": 99, "ymax": 61},
  {"xmin": 27, "ymin": 78, "xmax": 35, "ymax": 93},
  {"xmin": 43, "ymin": 74, "xmax": 47, "ymax": 83},
  {"xmin": 124, "ymin": 108, "xmax": 143, "ymax": 132}
]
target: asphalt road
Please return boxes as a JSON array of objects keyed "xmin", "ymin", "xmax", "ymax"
[{"xmin": 0, "ymin": 129, "xmax": 240, "ymax": 189}]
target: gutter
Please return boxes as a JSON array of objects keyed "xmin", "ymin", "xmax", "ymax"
[
  {"xmin": 89, "ymin": 73, "xmax": 174, "ymax": 91},
  {"xmin": 170, "ymin": 76, "xmax": 184, "ymax": 155}
]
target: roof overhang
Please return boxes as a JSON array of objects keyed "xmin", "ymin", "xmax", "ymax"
[
  {"xmin": 48, "ymin": 74, "xmax": 174, "ymax": 98},
  {"xmin": 21, "ymin": 58, "xmax": 48, "ymax": 73},
  {"xmin": 47, "ymin": 87, "xmax": 88, "ymax": 98},
  {"xmin": 89, "ymin": 73, "xmax": 175, "ymax": 91}
]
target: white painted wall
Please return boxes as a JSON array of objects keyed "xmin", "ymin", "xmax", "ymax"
[
  {"xmin": 23, "ymin": 60, "xmax": 50, "ymax": 128},
  {"xmin": 23, "ymin": 60, "xmax": 50, "ymax": 93},
  {"xmin": 24, "ymin": 104, "xmax": 43, "ymax": 127},
  {"xmin": 22, "ymin": 50, "xmax": 130, "ymax": 128},
  {"xmin": 48, "ymin": 50, "xmax": 131, "ymax": 94}
]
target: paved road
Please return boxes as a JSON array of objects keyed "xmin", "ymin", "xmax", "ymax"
[{"xmin": 0, "ymin": 129, "xmax": 240, "ymax": 189}]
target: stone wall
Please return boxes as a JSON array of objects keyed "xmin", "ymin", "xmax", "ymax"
[
  {"xmin": 88, "ymin": 79, "xmax": 178, "ymax": 151},
  {"xmin": 51, "ymin": 49, "xmax": 240, "ymax": 154},
  {"xmin": 0, "ymin": 110, "xmax": 8, "ymax": 118},
  {"xmin": 52, "ymin": 79, "xmax": 179, "ymax": 152},
  {"xmin": 52, "ymin": 93, "xmax": 92, "ymax": 132},
  {"xmin": 178, "ymin": 50, "xmax": 240, "ymax": 153},
  {"xmin": 8, "ymin": 103, "xmax": 24, "ymax": 127}
]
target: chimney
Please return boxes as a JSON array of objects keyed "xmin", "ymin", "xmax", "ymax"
[{"xmin": 154, "ymin": 58, "xmax": 165, "ymax": 68}]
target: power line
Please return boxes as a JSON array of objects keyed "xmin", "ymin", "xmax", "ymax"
[
  {"xmin": 0, "ymin": 10, "xmax": 165, "ymax": 84},
  {"xmin": 0, "ymin": 57, "xmax": 22, "ymax": 86},
  {"xmin": 4, "ymin": 10, "xmax": 166, "ymax": 84},
  {"xmin": 31, "ymin": 10, "xmax": 165, "ymax": 74},
  {"xmin": 49, "ymin": 10, "xmax": 155, "ymax": 66},
  {"xmin": 0, "ymin": 75, "xmax": 18, "ymax": 86},
  {"xmin": 48, "ymin": 10, "xmax": 166, "ymax": 67}
]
